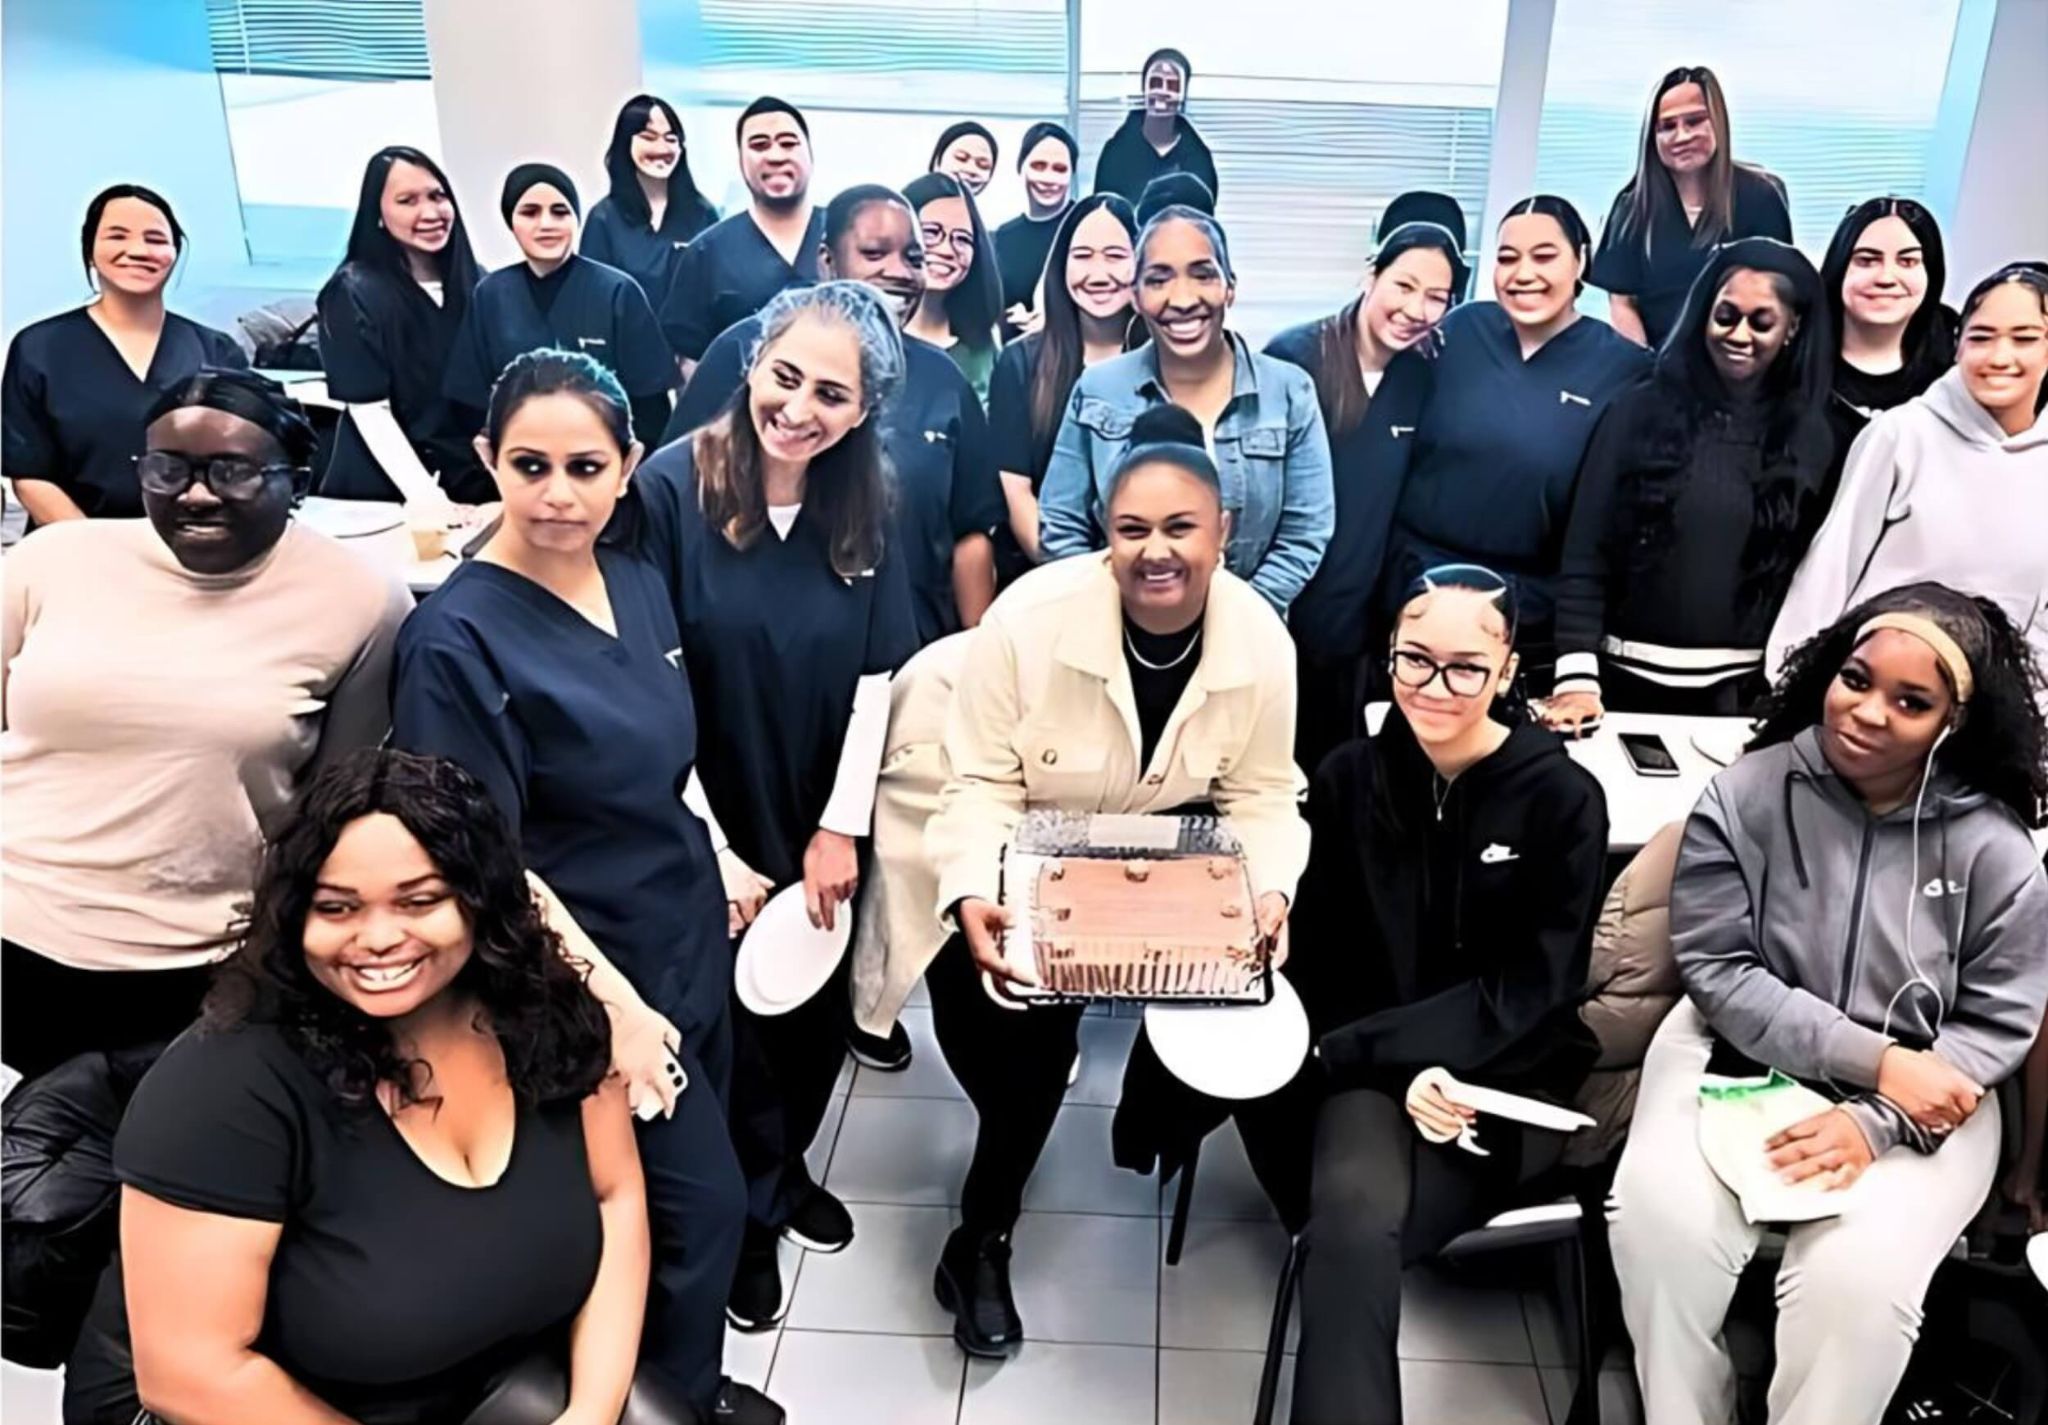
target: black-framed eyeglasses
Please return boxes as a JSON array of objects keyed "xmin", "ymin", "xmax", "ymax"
[
  {"xmin": 135, "ymin": 451, "xmax": 294, "ymax": 501},
  {"xmin": 919, "ymin": 223, "xmax": 975, "ymax": 254},
  {"xmin": 1389, "ymin": 648, "xmax": 1496, "ymax": 698}
]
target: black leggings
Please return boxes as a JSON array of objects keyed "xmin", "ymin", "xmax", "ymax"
[
  {"xmin": 1, "ymin": 941, "xmax": 213, "ymax": 1083},
  {"xmin": 1290, "ymin": 1087, "xmax": 1564, "ymax": 1425}
]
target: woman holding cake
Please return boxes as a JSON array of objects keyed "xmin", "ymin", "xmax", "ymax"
[{"xmin": 923, "ymin": 403, "xmax": 1310, "ymax": 1359}]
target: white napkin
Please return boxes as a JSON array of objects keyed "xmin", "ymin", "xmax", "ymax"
[{"xmin": 1697, "ymin": 1071, "xmax": 1857, "ymax": 1224}]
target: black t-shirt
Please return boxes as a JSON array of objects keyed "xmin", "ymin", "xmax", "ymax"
[
  {"xmin": 995, "ymin": 211, "xmax": 1064, "ymax": 339},
  {"xmin": 114, "ymin": 1022, "xmax": 602, "ymax": 1425},
  {"xmin": 1123, "ymin": 615, "xmax": 1202, "ymax": 768},
  {"xmin": 1589, "ymin": 166, "xmax": 1793, "ymax": 347}
]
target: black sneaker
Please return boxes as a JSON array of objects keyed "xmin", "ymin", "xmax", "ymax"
[
  {"xmin": 934, "ymin": 1225, "xmax": 1023, "ymax": 1358},
  {"xmin": 781, "ymin": 1182, "xmax": 855, "ymax": 1253},
  {"xmin": 726, "ymin": 1237, "xmax": 786, "ymax": 1332},
  {"xmin": 847, "ymin": 1020, "xmax": 912, "ymax": 1072},
  {"xmin": 710, "ymin": 1377, "xmax": 786, "ymax": 1425}
]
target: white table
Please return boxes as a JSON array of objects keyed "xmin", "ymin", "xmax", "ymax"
[{"xmin": 294, "ymin": 497, "xmax": 478, "ymax": 595}]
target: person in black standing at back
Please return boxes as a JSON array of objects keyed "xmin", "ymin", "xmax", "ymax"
[
  {"xmin": 1092, "ymin": 48, "xmax": 1219, "ymax": 207},
  {"xmin": 1590, "ymin": 66, "xmax": 1792, "ymax": 348},
  {"xmin": 582, "ymin": 94, "xmax": 721, "ymax": 318},
  {"xmin": 661, "ymin": 98, "xmax": 823, "ymax": 380},
  {"xmin": 929, "ymin": 121, "xmax": 999, "ymax": 198},
  {"xmin": 316, "ymin": 146, "xmax": 491, "ymax": 504},
  {"xmin": 1268, "ymin": 193, "xmax": 1467, "ymax": 770},
  {"xmin": 994, "ymin": 121, "xmax": 1078, "ymax": 339}
]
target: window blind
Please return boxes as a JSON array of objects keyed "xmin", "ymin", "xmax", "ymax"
[{"xmin": 205, "ymin": 0, "xmax": 430, "ymax": 83}]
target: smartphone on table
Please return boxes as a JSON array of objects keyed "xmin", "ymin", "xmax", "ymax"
[{"xmin": 1619, "ymin": 731, "xmax": 1681, "ymax": 778}]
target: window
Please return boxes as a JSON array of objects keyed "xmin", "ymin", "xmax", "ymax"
[
  {"xmin": 1533, "ymin": 0, "xmax": 1968, "ymax": 315},
  {"xmin": 1078, "ymin": 1, "xmax": 1509, "ymax": 339},
  {"xmin": 207, "ymin": 0, "xmax": 444, "ymax": 267}
]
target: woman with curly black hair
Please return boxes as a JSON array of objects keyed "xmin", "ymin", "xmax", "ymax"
[
  {"xmin": 102, "ymin": 749, "xmax": 660, "ymax": 1425},
  {"xmin": 1548, "ymin": 237, "xmax": 1834, "ymax": 723},
  {"xmin": 1611, "ymin": 583, "xmax": 2048, "ymax": 1425}
]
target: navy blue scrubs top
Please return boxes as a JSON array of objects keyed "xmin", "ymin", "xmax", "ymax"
[
  {"xmin": 390, "ymin": 551, "xmax": 730, "ymax": 1037},
  {"xmin": 2, "ymin": 308, "xmax": 246, "ymax": 519},
  {"xmin": 580, "ymin": 192, "xmax": 719, "ymax": 316},
  {"xmin": 665, "ymin": 315, "xmax": 1003, "ymax": 646},
  {"xmin": 1589, "ymin": 166, "xmax": 1792, "ymax": 348},
  {"xmin": 443, "ymin": 255, "xmax": 674, "ymax": 412},
  {"xmin": 659, "ymin": 209, "xmax": 824, "ymax": 363},
  {"xmin": 1369, "ymin": 302, "xmax": 1648, "ymax": 638},
  {"xmin": 316, "ymin": 260, "xmax": 492, "ymax": 503},
  {"xmin": 622, "ymin": 438, "xmax": 920, "ymax": 887}
]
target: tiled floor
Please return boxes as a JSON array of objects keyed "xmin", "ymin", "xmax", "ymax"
[{"xmin": 0, "ymin": 995, "xmax": 1647, "ymax": 1425}]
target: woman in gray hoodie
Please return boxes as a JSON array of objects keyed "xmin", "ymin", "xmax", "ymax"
[{"xmin": 1611, "ymin": 581, "xmax": 2048, "ymax": 1425}]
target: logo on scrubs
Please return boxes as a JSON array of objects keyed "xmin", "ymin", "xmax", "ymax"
[
  {"xmin": 577, "ymin": 336, "xmax": 608, "ymax": 351},
  {"xmin": 1389, "ymin": 424, "xmax": 1415, "ymax": 438},
  {"xmin": 1558, "ymin": 390, "xmax": 1591, "ymax": 407},
  {"xmin": 665, "ymin": 648, "xmax": 684, "ymax": 669}
]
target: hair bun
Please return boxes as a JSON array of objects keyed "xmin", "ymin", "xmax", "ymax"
[{"xmin": 1129, "ymin": 403, "xmax": 1205, "ymax": 449}]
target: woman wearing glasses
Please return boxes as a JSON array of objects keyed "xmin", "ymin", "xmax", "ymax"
[
  {"xmin": 1, "ymin": 368, "xmax": 411, "ymax": 1078},
  {"xmin": 901, "ymin": 172, "xmax": 1003, "ymax": 403},
  {"xmin": 1283, "ymin": 564, "xmax": 1608, "ymax": 1425}
]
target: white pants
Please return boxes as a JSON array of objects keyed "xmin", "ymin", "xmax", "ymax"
[{"xmin": 1608, "ymin": 1001, "xmax": 2000, "ymax": 1425}]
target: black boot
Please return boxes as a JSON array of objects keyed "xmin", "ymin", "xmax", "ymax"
[{"xmin": 933, "ymin": 1225, "xmax": 1023, "ymax": 1357}]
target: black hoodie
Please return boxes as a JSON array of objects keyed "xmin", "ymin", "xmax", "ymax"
[
  {"xmin": 1291, "ymin": 712, "xmax": 1608, "ymax": 1098},
  {"xmin": 1091, "ymin": 111, "xmax": 1218, "ymax": 206}
]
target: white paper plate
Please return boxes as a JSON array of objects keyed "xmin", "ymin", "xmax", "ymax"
[
  {"xmin": 734, "ymin": 884, "xmax": 850, "ymax": 1016},
  {"xmin": 2028, "ymin": 1233, "xmax": 2047, "ymax": 1291},
  {"xmin": 1144, "ymin": 974, "xmax": 1310, "ymax": 1100},
  {"xmin": 295, "ymin": 496, "xmax": 405, "ymax": 540},
  {"xmin": 1691, "ymin": 727, "xmax": 1751, "ymax": 769}
]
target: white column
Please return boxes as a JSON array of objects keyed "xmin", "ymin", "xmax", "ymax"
[
  {"xmin": 421, "ymin": 0, "xmax": 645, "ymax": 270},
  {"xmin": 1942, "ymin": 0, "xmax": 2048, "ymax": 303},
  {"xmin": 1476, "ymin": 0, "xmax": 1558, "ymax": 299}
]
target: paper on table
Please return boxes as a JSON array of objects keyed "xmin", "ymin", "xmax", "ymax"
[{"xmin": 1697, "ymin": 1071, "xmax": 1856, "ymax": 1224}]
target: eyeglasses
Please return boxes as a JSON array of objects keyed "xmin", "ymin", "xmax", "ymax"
[
  {"xmin": 135, "ymin": 451, "xmax": 293, "ymax": 500},
  {"xmin": 919, "ymin": 223, "xmax": 975, "ymax": 255},
  {"xmin": 1389, "ymin": 649, "xmax": 1496, "ymax": 698}
]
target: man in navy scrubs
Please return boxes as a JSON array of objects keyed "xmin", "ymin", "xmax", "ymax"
[
  {"xmin": 664, "ymin": 185, "xmax": 1003, "ymax": 648},
  {"xmin": 661, "ymin": 98, "xmax": 824, "ymax": 377}
]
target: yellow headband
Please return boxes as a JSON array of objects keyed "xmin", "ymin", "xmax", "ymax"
[{"xmin": 1855, "ymin": 613, "xmax": 1974, "ymax": 704}]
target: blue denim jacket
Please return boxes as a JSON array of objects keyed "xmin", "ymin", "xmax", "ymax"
[{"xmin": 1036, "ymin": 335, "xmax": 1335, "ymax": 613}]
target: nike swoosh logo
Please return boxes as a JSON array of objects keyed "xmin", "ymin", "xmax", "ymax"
[{"xmin": 1479, "ymin": 843, "xmax": 1520, "ymax": 864}]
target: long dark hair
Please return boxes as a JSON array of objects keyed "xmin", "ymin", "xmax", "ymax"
[
  {"xmin": 1028, "ymin": 193, "xmax": 1139, "ymax": 450},
  {"xmin": 901, "ymin": 172, "xmax": 1002, "ymax": 358},
  {"xmin": 695, "ymin": 282, "xmax": 904, "ymax": 579},
  {"xmin": 342, "ymin": 146, "xmax": 482, "ymax": 328},
  {"xmin": 1818, "ymin": 197, "xmax": 1955, "ymax": 392},
  {"xmin": 205, "ymin": 749, "xmax": 612, "ymax": 1109},
  {"xmin": 604, "ymin": 93, "xmax": 717, "ymax": 236},
  {"xmin": 1611, "ymin": 237, "xmax": 1834, "ymax": 611},
  {"xmin": 1310, "ymin": 219, "xmax": 1468, "ymax": 439},
  {"xmin": 1617, "ymin": 66, "xmax": 1751, "ymax": 256},
  {"xmin": 1753, "ymin": 583, "xmax": 2048, "ymax": 826}
]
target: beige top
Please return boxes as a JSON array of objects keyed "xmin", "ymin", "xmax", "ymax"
[
  {"xmin": 927, "ymin": 553, "xmax": 1309, "ymax": 918},
  {"xmin": 3, "ymin": 519, "xmax": 413, "ymax": 969}
]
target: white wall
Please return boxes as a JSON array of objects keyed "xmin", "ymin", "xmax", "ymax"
[
  {"xmin": 1944, "ymin": 0, "xmax": 2048, "ymax": 301},
  {"xmin": 421, "ymin": 0, "xmax": 646, "ymax": 271}
]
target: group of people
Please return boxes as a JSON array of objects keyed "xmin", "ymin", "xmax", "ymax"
[{"xmin": 4, "ymin": 48, "xmax": 2048, "ymax": 1425}]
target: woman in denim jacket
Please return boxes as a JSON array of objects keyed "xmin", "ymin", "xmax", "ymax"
[{"xmin": 1036, "ymin": 205, "xmax": 1335, "ymax": 614}]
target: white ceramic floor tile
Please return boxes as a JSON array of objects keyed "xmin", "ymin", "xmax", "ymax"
[
  {"xmin": 1158, "ymin": 1347, "xmax": 1294, "ymax": 1425},
  {"xmin": 905, "ymin": 976, "xmax": 930, "ymax": 1008},
  {"xmin": 1402, "ymin": 1359, "xmax": 1551, "ymax": 1423},
  {"xmin": 805, "ymin": 1087, "xmax": 850, "ymax": 1184},
  {"xmin": 1521, "ymin": 1288, "xmax": 1631, "ymax": 1373},
  {"xmin": 722, "ymin": 1321, "xmax": 781, "ymax": 1391},
  {"xmin": 1541, "ymin": 1368, "xmax": 1644, "ymax": 1425},
  {"xmin": 3, "ymin": 1363, "xmax": 62, "ymax": 1425},
  {"xmin": 961, "ymin": 1341, "xmax": 1154, "ymax": 1425},
  {"xmin": 826, "ymin": 1094, "xmax": 977, "ymax": 1206},
  {"xmin": 1161, "ymin": 1120, "xmax": 1280, "ymax": 1223},
  {"xmin": 1009, "ymin": 1211, "xmax": 1160, "ymax": 1347},
  {"xmin": 1398, "ymin": 1264, "xmax": 1537, "ymax": 1364},
  {"xmin": 851, "ymin": 1008, "xmax": 966, "ymax": 1100},
  {"xmin": 766, "ymin": 1330, "xmax": 963, "ymax": 1425},
  {"xmin": 783, "ymin": 1202, "xmax": 958, "ymax": 1335},
  {"xmin": 831, "ymin": 1050, "xmax": 855, "ymax": 1098},
  {"xmin": 1019, "ymin": 1104, "xmax": 1159, "ymax": 1217},
  {"xmin": 1158, "ymin": 1217, "xmax": 1296, "ymax": 1352},
  {"xmin": 1065, "ymin": 1014, "xmax": 1138, "ymax": 1108}
]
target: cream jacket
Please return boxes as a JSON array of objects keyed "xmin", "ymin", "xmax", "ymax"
[{"xmin": 928, "ymin": 553, "xmax": 1309, "ymax": 919}]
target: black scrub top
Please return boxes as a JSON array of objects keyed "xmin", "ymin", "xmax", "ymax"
[
  {"xmin": 623, "ymin": 438, "xmax": 920, "ymax": 887},
  {"xmin": 316, "ymin": 260, "xmax": 492, "ymax": 503},
  {"xmin": 1091, "ymin": 112, "xmax": 1219, "ymax": 206},
  {"xmin": 1371, "ymin": 302, "xmax": 1649, "ymax": 640},
  {"xmin": 390, "ymin": 552, "xmax": 731, "ymax": 1035},
  {"xmin": 2, "ymin": 308, "xmax": 247, "ymax": 519},
  {"xmin": 443, "ymin": 254, "xmax": 675, "ymax": 412},
  {"xmin": 1590, "ymin": 167, "xmax": 1792, "ymax": 347},
  {"xmin": 660, "ymin": 209, "xmax": 825, "ymax": 363},
  {"xmin": 580, "ymin": 192, "xmax": 720, "ymax": 316},
  {"xmin": 994, "ymin": 211, "xmax": 1063, "ymax": 339},
  {"xmin": 666, "ymin": 314, "xmax": 1003, "ymax": 646},
  {"xmin": 986, "ymin": 334, "xmax": 1056, "ymax": 585},
  {"xmin": 115, "ymin": 1022, "xmax": 601, "ymax": 1425}
]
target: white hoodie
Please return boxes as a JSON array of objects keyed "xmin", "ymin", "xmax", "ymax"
[{"xmin": 1768, "ymin": 365, "xmax": 2048, "ymax": 695}]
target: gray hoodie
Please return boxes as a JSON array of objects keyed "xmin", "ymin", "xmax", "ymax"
[
  {"xmin": 1767, "ymin": 365, "xmax": 2048, "ymax": 701},
  {"xmin": 1673, "ymin": 727, "xmax": 2048, "ymax": 1157}
]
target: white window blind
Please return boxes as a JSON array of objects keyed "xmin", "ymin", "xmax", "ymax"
[{"xmin": 206, "ymin": 0, "xmax": 430, "ymax": 82}]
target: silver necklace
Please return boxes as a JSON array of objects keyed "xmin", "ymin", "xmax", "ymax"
[{"xmin": 1124, "ymin": 624, "xmax": 1203, "ymax": 671}]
